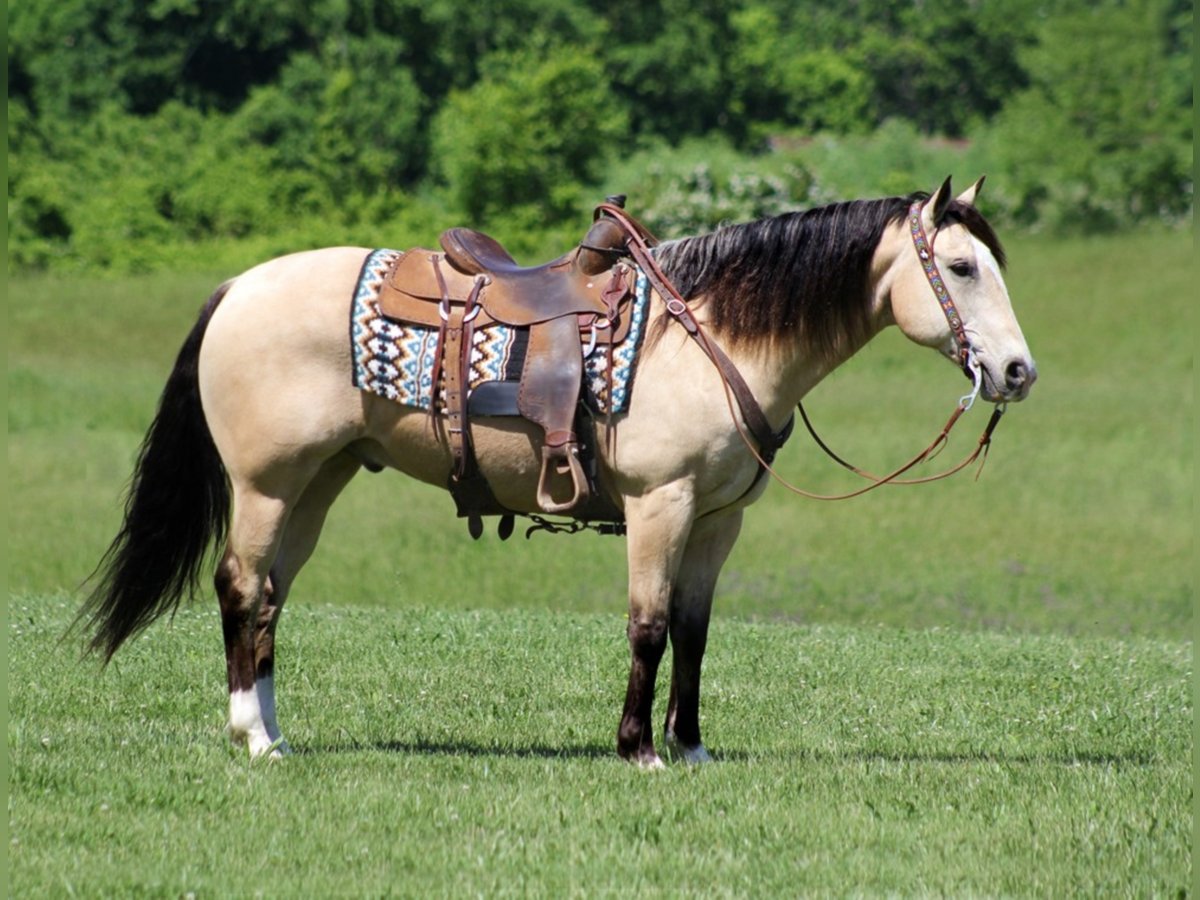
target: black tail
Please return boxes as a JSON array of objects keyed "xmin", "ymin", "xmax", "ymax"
[{"xmin": 75, "ymin": 282, "xmax": 234, "ymax": 661}]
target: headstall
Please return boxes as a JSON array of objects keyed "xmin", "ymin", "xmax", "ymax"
[{"xmin": 907, "ymin": 199, "xmax": 988, "ymax": 411}]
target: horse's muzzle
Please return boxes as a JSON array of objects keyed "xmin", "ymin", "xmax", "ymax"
[{"xmin": 983, "ymin": 357, "xmax": 1037, "ymax": 402}]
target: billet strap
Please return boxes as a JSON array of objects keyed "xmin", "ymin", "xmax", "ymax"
[{"xmin": 431, "ymin": 255, "xmax": 486, "ymax": 481}]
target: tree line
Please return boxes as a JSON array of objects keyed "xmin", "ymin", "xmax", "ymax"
[{"xmin": 8, "ymin": 0, "xmax": 1192, "ymax": 273}]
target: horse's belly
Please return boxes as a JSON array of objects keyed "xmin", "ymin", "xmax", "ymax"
[{"xmin": 361, "ymin": 404, "xmax": 572, "ymax": 514}]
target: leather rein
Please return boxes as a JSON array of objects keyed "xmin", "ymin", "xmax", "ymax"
[{"xmin": 596, "ymin": 200, "xmax": 1007, "ymax": 502}]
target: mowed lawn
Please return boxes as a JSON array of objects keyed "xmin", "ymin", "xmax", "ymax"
[
  {"xmin": 9, "ymin": 600, "xmax": 1191, "ymax": 896},
  {"xmin": 7, "ymin": 225, "xmax": 1193, "ymax": 895}
]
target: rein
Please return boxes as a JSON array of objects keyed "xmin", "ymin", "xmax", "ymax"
[{"xmin": 597, "ymin": 199, "xmax": 1007, "ymax": 502}]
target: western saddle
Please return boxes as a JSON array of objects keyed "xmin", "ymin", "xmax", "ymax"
[{"xmin": 376, "ymin": 198, "xmax": 647, "ymax": 536}]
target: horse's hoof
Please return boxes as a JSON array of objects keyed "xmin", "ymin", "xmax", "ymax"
[
  {"xmin": 241, "ymin": 733, "xmax": 290, "ymax": 760},
  {"xmin": 665, "ymin": 733, "xmax": 713, "ymax": 765},
  {"xmin": 636, "ymin": 754, "xmax": 666, "ymax": 771},
  {"xmin": 263, "ymin": 738, "xmax": 291, "ymax": 759}
]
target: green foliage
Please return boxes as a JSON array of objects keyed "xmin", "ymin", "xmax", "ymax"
[
  {"xmin": 599, "ymin": 0, "xmax": 732, "ymax": 139},
  {"xmin": 975, "ymin": 0, "xmax": 1193, "ymax": 232},
  {"xmin": 707, "ymin": 0, "xmax": 1040, "ymax": 139},
  {"xmin": 8, "ymin": 0, "xmax": 313, "ymax": 116},
  {"xmin": 729, "ymin": 7, "xmax": 871, "ymax": 138},
  {"xmin": 6, "ymin": 0, "xmax": 1193, "ymax": 273},
  {"xmin": 775, "ymin": 119, "xmax": 981, "ymax": 204},
  {"xmin": 431, "ymin": 47, "xmax": 629, "ymax": 224},
  {"xmin": 849, "ymin": 2, "xmax": 1034, "ymax": 137},
  {"xmin": 8, "ymin": 101, "xmax": 305, "ymax": 272},
  {"xmin": 602, "ymin": 138, "xmax": 816, "ymax": 238},
  {"xmin": 418, "ymin": 0, "xmax": 606, "ymax": 92},
  {"xmin": 236, "ymin": 35, "xmax": 429, "ymax": 202}
]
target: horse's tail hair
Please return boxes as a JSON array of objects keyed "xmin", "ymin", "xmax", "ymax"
[{"xmin": 74, "ymin": 281, "xmax": 234, "ymax": 662}]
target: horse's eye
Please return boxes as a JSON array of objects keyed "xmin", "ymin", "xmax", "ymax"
[{"xmin": 948, "ymin": 261, "xmax": 975, "ymax": 278}]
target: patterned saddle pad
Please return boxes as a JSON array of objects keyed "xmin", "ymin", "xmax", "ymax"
[{"xmin": 350, "ymin": 248, "xmax": 651, "ymax": 415}]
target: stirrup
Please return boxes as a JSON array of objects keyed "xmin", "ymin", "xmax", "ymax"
[{"xmin": 536, "ymin": 443, "xmax": 591, "ymax": 514}]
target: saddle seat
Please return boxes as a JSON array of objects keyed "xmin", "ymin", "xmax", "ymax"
[
  {"xmin": 439, "ymin": 216, "xmax": 629, "ymax": 326},
  {"xmin": 437, "ymin": 227, "xmax": 525, "ymax": 274}
]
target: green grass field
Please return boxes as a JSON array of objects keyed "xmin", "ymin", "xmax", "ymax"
[
  {"xmin": 9, "ymin": 600, "xmax": 1191, "ymax": 896},
  {"xmin": 7, "ymin": 226, "xmax": 1193, "ymax": 895}
]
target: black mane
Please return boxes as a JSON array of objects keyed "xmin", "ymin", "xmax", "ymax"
[{"xmin": 653, "ymin": 193, "xmax": 1006, "ymax": 360}]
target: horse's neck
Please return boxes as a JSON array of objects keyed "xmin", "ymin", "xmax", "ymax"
[
  {"xmin": 768, "ymin": 222, "xmax": 904, "ymax": 407},
  {"xmin": 719, "ymin": 297, "xmax": 895, "ymax": 429},
  {"xmin": 724, "ymin": 329, "xmax": 881, "ymax": 430},
  {"xmin": 665, "ymin": 220, "xmax": 903, "ymax": 429}
]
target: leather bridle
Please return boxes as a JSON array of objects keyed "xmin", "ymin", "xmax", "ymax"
[
  {"xmin": 597, "ymin": 197, "xmax": 1007, "ymax": 502},
  {"xmin": 909, "ymin": 199, "xmax": 975, "ymax": 378}
]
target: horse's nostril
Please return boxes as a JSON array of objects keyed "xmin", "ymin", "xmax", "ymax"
[
  {"xmin": 1005, "ymin": 360, "xmax": 1028, "ymax": 389},
  {"xmin": 1004, "ymin": 359, "xmax": 1038, "ymax": 393}
]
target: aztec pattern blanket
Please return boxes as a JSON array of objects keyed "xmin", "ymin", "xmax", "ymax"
[{"xmin": 350, "ymin": 248, "xmax": 651, "ymax": 416}]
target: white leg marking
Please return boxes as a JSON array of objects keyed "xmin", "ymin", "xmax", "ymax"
[
  {"xmin": 255, "ymin": 675, "xmax": 290, "ymax": 756},
  {"xmin": 228, "ymin": 688, "xmax": 283, "ymax": 758}
]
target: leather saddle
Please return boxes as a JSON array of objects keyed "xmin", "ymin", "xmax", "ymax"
[{"xmin": 375, "ymin": 203, "xmax": 643, "ymax": 531}]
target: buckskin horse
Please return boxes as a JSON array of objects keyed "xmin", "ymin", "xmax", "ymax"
[{"xmin": 78, "ymin": 177, "xmax": 1036, "ymax": 766}]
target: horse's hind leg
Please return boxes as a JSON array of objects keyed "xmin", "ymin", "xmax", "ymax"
[
  {"xmin": 216, "ymin": 454, "xmax": 361, "ymax": 757},
  {"xmin": 663, "ymin": 510, "xmax": 743, "ymax": 764},
  {"xmin": 249, "ymin": 453, "xmax": 361, "ymax": 753},
  {"xmin": 215, "ymin": 482, "xmax": 294, "ymax": 757}
]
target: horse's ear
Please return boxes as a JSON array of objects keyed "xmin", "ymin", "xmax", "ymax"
[
  {"xmin": 956, "ymin": 175, "xmax": 986, "ymax": 208},
  {"xmin": 929, "ymin": 176, "xmax": 954, "ymax": 225}
]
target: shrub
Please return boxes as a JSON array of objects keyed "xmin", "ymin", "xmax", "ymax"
[
  {"xmin": 599, "ymin": 138, "xmax": 816, "ymax": 238},
  {"xmin": 971, "ymin": 1, "xmax": 1193, "ymax": 233},
  {"xmin": 431, "ymin": 47, "xmax": 629, "ymax": 224}
]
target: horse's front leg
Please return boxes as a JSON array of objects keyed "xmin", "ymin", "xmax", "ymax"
[
  {"xmin": 664, "ymin": 510, "xmax": 744, "ymax": 764},
  {"xmin": 617, "ymin": 487, "xmax": 695, "ymax": 767}
]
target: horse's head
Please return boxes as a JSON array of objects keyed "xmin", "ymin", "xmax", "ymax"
[{"xmin": 886, "ymin": 177, "xmax": 1036, "ymax": 403}]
